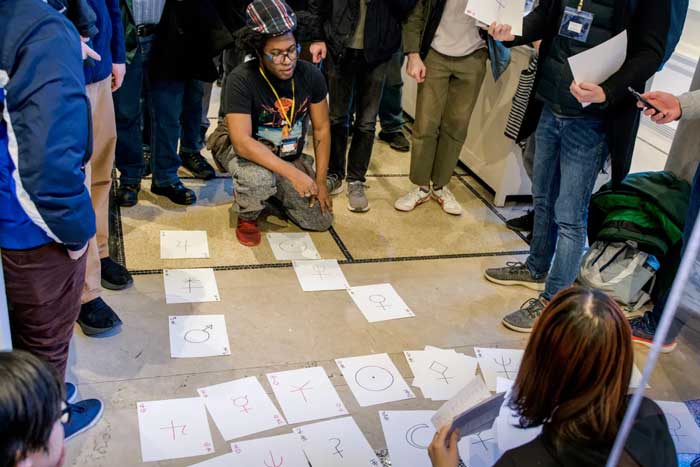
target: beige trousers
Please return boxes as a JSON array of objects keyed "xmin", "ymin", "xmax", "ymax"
[{"xmin": 82, "ymin": 77, "xmax": 117, "ymax": 304}]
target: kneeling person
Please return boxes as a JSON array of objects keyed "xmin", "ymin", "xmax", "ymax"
[{"xmin": 220, "ymin": 0, "xmax": 333, "ymax": 247}]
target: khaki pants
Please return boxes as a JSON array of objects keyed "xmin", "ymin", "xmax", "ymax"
[
  {"xmin": 410, "ymin": 48, "xmax": 487, "ymax": 188},
  {"xmin": 83, "ymin": 77, "xmax": 117, "ymax": 304}
]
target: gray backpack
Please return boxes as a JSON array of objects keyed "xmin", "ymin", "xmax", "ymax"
[{"xmin": 578, "ymin": 241, "xmax": 659, "ymax": 310}]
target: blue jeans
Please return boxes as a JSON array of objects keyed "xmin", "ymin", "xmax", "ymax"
[
  {"xmin": 378, "ymin": 50, "xmax": 405, "ymax": 134},
  {"xmin": 526, "ymin": 106, "xmax": 608, "ymax": 300},
  {"xmin": 179, "ymin": 79, "xmax": 206, "ymax": 154},
  {"xmin": 650, "ymin": 164, "xmax": 700, "ymax": 340}
]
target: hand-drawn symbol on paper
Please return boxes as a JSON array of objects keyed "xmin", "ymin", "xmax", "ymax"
[
  {"xmin": 290, "ymin": 380, "xmax": 314, "ymax": 403},
  {"xmin": 354, "ymin": 365, "xmax": 395, "ymax": 392},
  {"xmin": 429, "ymin": 361, "xmax": 454, "ymax": 384},
  {"xmin": 311, "ymin": 263, "xmax": 327, "ymax": 280},
  {"xmin": 232, "ymin": 395, "xmax": 252, "ymax": 414},
  {"xmin": 184, "ymin": 324, "xmax": 213, "ymax": 343},
  {"xmin": 181, "ymin": 278, "xmax": 204, "ymax": 294},
  {"xmin": 264, "ymin": 450, "xmax": 284, "ymax": 467},
  {"xmin": 176, "ymin": 240, "xmax": 189, "ymax": 253},
  {"xmin": 368, "ymin": 294, "xmax": 392, "ymax": 310},
  {"xmin": 160, "ymin": 420, "xmax": 187, "ymax": 441},
  {"xmin": 668, "ymin": 414, "xmax": 687, "ymax": 445},
  {"xmin": 329, "ymin": 438, "xmax": 344, "ymax": 458},
  {"xmin": 279, "ymin": 240, "xmax": 307, "ymax": 253},
  {"xmin": 471, "ymin": 431, "xmax": 495, "ymax": 451},
  {"xmin": 493, "ymin": 356, "xmax": 516, "ymax": 379},
  {"xmin": 405, "ymin": 423, "xmax": 432, "ymax": 450}
]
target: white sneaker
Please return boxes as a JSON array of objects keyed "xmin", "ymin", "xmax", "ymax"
[
  {"xmin": 394, "ymin": 186, "xmax": 431, "ymax": 212},
  {"xmin": 432, "ymin": 187, "xmax": 462, "ymax": 215}
]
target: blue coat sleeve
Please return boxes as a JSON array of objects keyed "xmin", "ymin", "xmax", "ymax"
[
  {"xmin": 5, "ymin": 15, "xmax": 96, "ymax": 250},
  {"xmin": 108, "ymin": 0, "xmax": 126, "ymax": 64}
]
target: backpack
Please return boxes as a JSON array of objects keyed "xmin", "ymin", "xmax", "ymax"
[{"xmin": 578, "ymin": 241, "xmax": 660, "ymax": 310}]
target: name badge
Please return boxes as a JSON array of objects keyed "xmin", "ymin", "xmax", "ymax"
[
  {"xmin": 280, "ymin": 136, "xmax": 299, "ymax": 158},
  {"xmin": 559, "ymin": 7, "xmax": 594, "ymax": 43}
]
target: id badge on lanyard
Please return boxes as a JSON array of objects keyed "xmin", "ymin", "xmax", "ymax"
[
  {"xmin": 559, "ymin": 1, "xmax": 594, "ymax": 43},
  {"xmin": 280, "ymin": 136, "xmax": 300, "ymax": 158}
]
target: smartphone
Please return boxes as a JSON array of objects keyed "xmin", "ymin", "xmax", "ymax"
[{"xmin": 628, "ymin": 87, "xmax": 663, "ymax": 115}]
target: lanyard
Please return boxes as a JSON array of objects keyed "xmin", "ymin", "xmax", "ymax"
[
  {"xmin": 577, "ymin": 0, "xmax": 584, "ymax": 11},
  {"xmin": 259, "ymin": 67, "xmax": 295, "ymax": 137}
]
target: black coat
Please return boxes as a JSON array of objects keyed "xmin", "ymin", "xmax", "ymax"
[
  {"xmin": 509, "ymin": 0, "xmax": 670, "ymax": 187},
  {"xmin": 308, "ymin": 0, "xmax": 417, "ymax": 66}
]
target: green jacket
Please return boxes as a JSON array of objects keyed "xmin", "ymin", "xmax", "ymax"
[{"xmin": 120, "ymin": 0, "xmax": 138, "ymax": 65}]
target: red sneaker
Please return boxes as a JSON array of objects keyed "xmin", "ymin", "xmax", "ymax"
[{"xmin": 236, "ymin": 218, "xmax": 261, "ymax": 246}]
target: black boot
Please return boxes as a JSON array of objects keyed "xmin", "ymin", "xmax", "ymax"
[
  {"xmin": 179, "ymin": 151, "xmax": 216, "ymax": 180},
  {"xmin": 101, "ymin": 257, "xmax": 133, "ymax": 290},
  {"xmin": 506, "ymin": 210, "xmax": 534, "ymax": 232},
  {"xmin": 116, "ymin": 183, "xmax": 140, "ymax": 207},
  {"xmin": 78, "ymin": 298, "xmax": 122, "ymax": 337},
  {"xmin": 151, "ymin": 181, "xmax": 197, "ymax": 205}
]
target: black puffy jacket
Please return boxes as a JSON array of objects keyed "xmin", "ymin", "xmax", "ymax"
[{"xmin": 308, "ymin": 0, "xmax": 417, "ymax": 66}]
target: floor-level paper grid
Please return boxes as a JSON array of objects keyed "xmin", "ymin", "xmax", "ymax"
[
  {"xmin": 294, "ymin": 416, "xmax": 380, "ymax": 467},
  {"xmin": 466, "ymin": 429, "xmax": 500, "ymax": 467},
  {"xmin": 347, "ymin": 284, "xmax": 415, "ymax": 323},
  {"xmin": 197, "ymin": 376, "xmax": 286, "ymax": 441},
  {"xmin": 229, "ymin": 433, "xmax": 309, "ymax": 467},
  {"xmin": 380, "ymin": 410, "xmax": 438, "ymax": 467},
  {"xmin": 163, "ymin": 268, "xmax": 220, "ymax": 304},
  {"xmin": 404, "ymin": 346, "xmax": 479, "ymax": 400},
  {"xmin": 161, "ymin": 230, "xmax": 210, "ymax": 259},
  {"xmin": 267, "ymin": 232, "xmax": 321, "ymax": 260},
  {"xmin": 169, "ymin": 315, "xmax": 231, "ymax": 358},
  {"xmin": 657, "ymin": 400, "xmax": 700, "ymax": 454},
  {"xmin": 474, "ymin": 347, "xmax": 525, "ymax": 392},
  {"xmin": 336, "ymin": 353, "xmax": 415, "ymax": 407},
  {"xmin": 137, "ymin": 398, "xmax": 214, "ymax": 462},
  {"xmin": 267, "ymin": 366, "xmax": 349, "ymax": 424},
  {"xmin": 292, "ymin": 259, "xmax": 350, "ymax": 291}
]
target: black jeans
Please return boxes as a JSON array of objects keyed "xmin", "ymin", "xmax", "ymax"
[{"xmin": 327, "ymin": 49, "xmax": 388, "ymax": 183}]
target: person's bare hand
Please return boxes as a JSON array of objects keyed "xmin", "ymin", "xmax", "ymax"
[
  {"xmin": 309, "ymin": 41, "xmax": 327, "ymax": 64},
  {"xmin": 406, "ymin": 53, "xmax": 427, "ymax": 83},
  {"xmin": 111, "ymin": 63, "xmax": 126, "ymax": 92},
  {"xmin": 638, "ymin": 91, "xmax": 680, "ymax": 124},
  {"xmin": 67, "ymin": 243, "xmax": 89, "ymax": 260},
  {"xmin": 310, "ymin": 182, "xmax": 333, "ymax": 215},
  {"xmin": 428, "ymin": 426, "xmax": 460, "ymax": 467},
  {"xmin": 488, "ymin": 22, "xmax": 515, "ymax": 42},
  {"xmin": 570, "ymin": 81, "xmax": 606, "ymax": 104},
  {"xmin": 80, "ymin": 37, "xmax": 102, "ymax": 62},
  {"xmin": 289, "ymin": 169, "xmax": 318, "ymax": 199}
]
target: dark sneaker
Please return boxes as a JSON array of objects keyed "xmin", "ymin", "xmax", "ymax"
[
  {"xmin": 485, "ymin": 262, "xmax": 546, "ymax": 291},
  {"xmin": 236, "ymin": 218, "xmax": 261, "ymax": 246},
  {"xmin": 180, "ymin": 151, "xmax": 216, "ymax": 180},
  {"xmin": 502, "ymin": 297, "xmax": 546, "ymax": 333},
  {"xmin": 116, "ymin": 183, "xmax": 140, "ymax": 207},
  {"xmin": 630, "ymin": 314, "xmax": 677, "ymax": 353},
  {"xmin": 100, "ymin": 257, "xmax": 133, "ymax": 290},
  {"xmin": 77, "ymin": 298, "xmax": 122, "ymax": 337},
  {"xmin": 326, "ymin": 174, "xmax": 344, "ymax": 196},
  {"xmin": 63, "ymin": 398, "xmax": 104, "ymax": 441},
  {"xmin": 143, "ymin": 148, "xmax": 152, "ymax": 177},
  {"xmin": 378, "ymin": 130, "xmax": 410, "ymax": 152},
  {"xmin": 506, "ymin": 210, "xmax": 534, "ymax": 232},
  {"xmin": 151, "ymin": 181, "xmax": 197, "ymax": 205},
  {"xmin": 66, "ymin": 382, "xmax": 78, "ymax": 404}
]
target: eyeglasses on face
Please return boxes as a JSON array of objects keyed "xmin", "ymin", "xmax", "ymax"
[{"xmin": 264, "ymin": 44, "xmax": 302, "ymax": 64}]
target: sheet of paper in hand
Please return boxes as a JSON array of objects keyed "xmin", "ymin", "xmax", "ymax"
[
  {"xmin": 465, "ymin": 0, "xmax": 527, "ymax": 36},
  {"xmin": 431, "ymin": 377, "xmax": 492, "ymax": 434}
]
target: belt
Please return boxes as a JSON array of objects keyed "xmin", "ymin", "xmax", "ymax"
[{"xmin": 135, "ymin": 23, "xmax": 157, "ymax": 37}]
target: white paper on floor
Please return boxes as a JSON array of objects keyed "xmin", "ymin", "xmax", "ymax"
[
  {"xmin": 294, "ymin": 416, "xmax": 380, "ymax": 466},
  {"xmin": 160, "ymin": 230, "xmax": 210, "ymax": 259},
  {"xmin": 293, "ymin": 259, "xmax": 349, "ymax": 291},
  {"xmin": 496, "ymin": 377, "xmax": 514, "ymax": 394},
  {"xmin": 229, "ymin": 433, "xmax": 309, "ymax": 467},
  {"xmin": 336, "ymin": 353, "xmax": 415, "ymax": 407},
  {"xmin": 464, "ymin": 428, "xmax": 499, "ymax": 467},
  {"xmin": 347, "ymin": 284, "xmax": 415, "ymax": 323},
  {"xmin": 137, "ymin": 397, "xmax": 214, "ymax": 462},
  {"xmin": 197, "ymin": 376, "xmax": 285, "ymax": 441},
  {"xmin": 379, "ymin": 410, "xmax": 439, "ymax": 467},
  {"xmin": 188, "ymin": 453, "xmax": 236, "ymax": 467},
  {"xmin": 404, "ymin": 346, "xmax": 478, "ymax": 400},
  {"xmin": 267, "ymin": 232, "xmax": 321, "ymax": 260},
  {"xmin": 169, "ymin": 315, "xmax": 231, "ymax": 358},
  {"xmin": 656, "ymin": 400, "xmax": 700, "ymax": 454},
  {"xmin": 163, "ymin": 268, "xmax": 220, "ymax": 304},
  {"xmin": 474, "ymin": 347, "xmax": 525, "ymax": 392},
  {"xmin": 266, "ymin": 366, "xmax": 349, "ymax": 424}
]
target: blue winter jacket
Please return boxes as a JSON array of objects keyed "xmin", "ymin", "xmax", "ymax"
[
  {"xmin": 0, "ymin": 0, "xmax": 96, "ymax": 251},
  {"xmin": 83, "ymin": 0, "xmax": 127, "ymax": 85}
]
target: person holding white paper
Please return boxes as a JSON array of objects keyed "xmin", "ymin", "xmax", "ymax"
[
  {"xmin": 483, "ymin": 0, "xmax": 671, "ymax": 332},
  {"xmin": 428, "ymin": 287, "xmax": 677, "ymax": 467}
]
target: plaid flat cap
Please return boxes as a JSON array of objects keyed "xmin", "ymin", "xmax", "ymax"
[{"xmin": 246, "ymin": 0, "xmax": 297, "ymax": 35}]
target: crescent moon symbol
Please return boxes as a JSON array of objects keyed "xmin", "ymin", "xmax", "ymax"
[{"xmin": 405, "ymin": 423, "xmax": 432, "ymax": 450}]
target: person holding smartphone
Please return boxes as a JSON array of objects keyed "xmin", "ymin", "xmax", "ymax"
[{"xmin": 483, "ymin": 0, "xmax": 671, "ymax": 333}]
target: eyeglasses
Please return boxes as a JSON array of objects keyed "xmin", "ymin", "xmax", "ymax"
[{"xmin": 263, "ymin": 44, "xmax": 301, "ymax": 64}]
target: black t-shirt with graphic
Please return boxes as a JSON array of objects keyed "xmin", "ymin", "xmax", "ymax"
[{"xmin": 223, "ymin": 59, "xmax": 327, "ymax": 160}]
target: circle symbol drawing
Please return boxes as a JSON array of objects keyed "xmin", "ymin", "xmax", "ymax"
[
  {"xmin": 354, "ymin": 366, "xmax": 395, "ymax": 392},
  {"xmin": 184, "ymin": 325, "xmax": 212, "ymax": 343},
  {"xmin": 405, "ymin": 423, "xmax": 432, "ymax": 449},
  {"xmin": 278, "ymin": 240, "xmax": 307, "ymax": 253}
]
